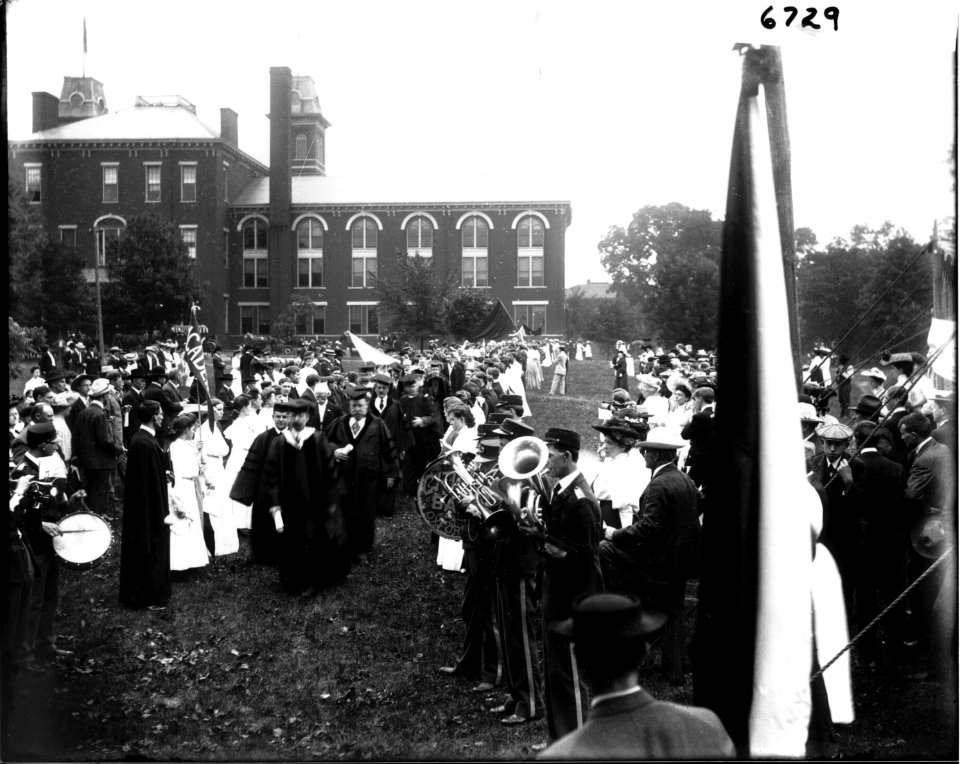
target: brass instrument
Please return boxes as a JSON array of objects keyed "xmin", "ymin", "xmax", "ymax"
[
  {"xmin": 416, "ymin": 451, "xmax": 509, "ymax": 540},
  {"xmin": 498, "ymin": 436, "xmax": 551, "ymax": 534}
]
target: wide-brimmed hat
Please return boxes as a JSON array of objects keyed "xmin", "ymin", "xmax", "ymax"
[
  {"xmin": 70, "ymin": 374, "xmax": 93, "ymax": 391},
  {"xmin": 799, "ymin": 402, "xmax": 822, "ymax": 423},
  {"xmin": 550, "ymin": 593, "xmax": 668, "ymax": 642},
  {"xmin": 51, "ymin": 391, "xmax": 80, "ymax": 409},
  {"xmin": 592, "ymin": 421, "xmax": 638, "ymax": 441},
  {"xmin": 495, "ymin": 394, "xmax": 523, "ymax": 411},
  {"xmin": 860, "ymin": 367, "xmax": 887, "ymax": 382},
  {"xmin": 636, "ymin": 373, "xmax": 661, "ymax": 389},
  {"xmin": 639, "ymin": 431, "xmax": 687, "ymax": 450},
  {"xmin": 88, "ymin": 378, "xmax": 112, "ymax": 397}
]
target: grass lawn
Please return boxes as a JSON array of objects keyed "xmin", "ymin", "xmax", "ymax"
[{"xmin": 5, "ymin": 359, "xmax": 956, "ymax": 760}]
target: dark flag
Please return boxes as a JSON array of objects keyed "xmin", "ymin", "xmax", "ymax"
[
  {"xmin": 692, "ymin": 45, "xmax": 813, "ymax": 757},
  {"xmin": 185, "ymin": 304, "xmax": 215, "ymax": 432}
]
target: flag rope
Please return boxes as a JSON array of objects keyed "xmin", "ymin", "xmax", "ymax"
[{"xmin": 811, "ymin": 545, "xmax": 955, "ymax": 681}]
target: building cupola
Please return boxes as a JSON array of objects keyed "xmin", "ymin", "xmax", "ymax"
[
  {"xmin": 58, "ymin": 76, "xmax": 108, "ymax": 123},
  {"xmin": 289, "ymin": 75, "xmax": 331, "ymax": 176}
]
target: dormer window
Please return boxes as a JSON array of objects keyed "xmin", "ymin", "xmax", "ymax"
[{"xmin": 295, "ymin": 133, "xmax": 307, "ymax": 160}]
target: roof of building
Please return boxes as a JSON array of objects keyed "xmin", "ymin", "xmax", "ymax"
[
  {"xmin": 565, "ymin": 281, "xmax": 616, "ymax": 299},
  {"xmin": 19, "ymin": 100, "xmax": 219, "ymax": 142},
  {"xmin": 231, "ymin": 174, "xmax": 572, "ymax": 209}
]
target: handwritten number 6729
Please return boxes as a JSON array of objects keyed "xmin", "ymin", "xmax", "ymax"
[{"xmin": 761, "ymin": 6, "xmax": 839, "ymax": 31}]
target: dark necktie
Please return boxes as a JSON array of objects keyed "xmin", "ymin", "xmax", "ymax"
[{"xmin": 351, "ymin": 418, "xmax": 362, "ymax": 438}]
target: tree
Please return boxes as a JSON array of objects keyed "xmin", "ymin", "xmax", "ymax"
[
  {"xmin": 275, "ymin": 292, "xmax": 319, "ymax": 340},
  {"xmin": 9, "ymin": 318, "xmax": 46, "ymax": 378},
  {"xmin": 598, "ymin": 203, "xmax": 722, "ymax": 347},
  {"xmin": 8, "ymin": 178, "xmax": 96, "ymax": 338},
  {"xmin": 443, "ymin": 289, "xmax": 493, "ymax": 341},
  {"xmin": 102, "ymin": 212, "xmax": 204, "ymax": 334},
  {"xmin": 374, "ymin": 252, "xmax": 458, "ymax": 346},
  {"xmin": 581, "ymin": 297, "xmax": 645, "ymax": 345}
]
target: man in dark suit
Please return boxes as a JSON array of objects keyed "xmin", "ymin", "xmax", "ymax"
[
  {"xmin": 327, "ymin": 388, "xmax": 399, "ymax": 563},
  {"xmin": 122, "ymin": 369, "xmax": 147, "ymax": 446},
  {"xmin": 39, "ymin": 345, "xmax": 58, "ymax": 377},
  {"xmin": 600, "ymin": 432, "xmax": 701, "ymax": 613},
  {"xmin": 681, "ymin": 386, "xmax": 716, "ymax": 496},
  {"xmin": 849, "ymin": 421, "xmax": 905, "ymax": 655},
  {"xmin": 540, "ymin": 593, "xmax": 735, "ymax": 760},
  {"xmin": 398, "ymin": 376, "xmax": 443, "ymax": 496},
  {"xmin": 139, "ymin": 345, "xmax": 163, "ymax": 373},
  {"xmin": 877, "ymin": 385, "xmax": 912, "ymax": 467},
  {"xmin": 300, "ymin": 373, "xmax": 321, "ymax": 428},
  {"xmin": 314, "ymin": 380, "xmax": 342, "ymax": 435},
  {"xmin": 72, "ymin": 378, "xmax": 123, "ymax": 518},
  {"xmin": 143, "ymin": 368, "xmax": 182, "ymax": 447},
  {"xmin": 536, "ymin": 427, "xmax": 603, "ymax": 742},
  {"xmin": 448, "ymin": 354, "xmax": 466, "ymax": 394},
  {"xmin": 811, "ymin": 422, "xmax": 862, "ymax": 622},
  {"xmin": 370, "ymin": 374, "xmax": 407, "ymax": 517},
  {"xmin": 900, "ymin": 412, "xmax": 956, "ymax": 681}
]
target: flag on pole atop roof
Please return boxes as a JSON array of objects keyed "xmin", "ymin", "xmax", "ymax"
[
  {"xmin": 692, "ymin": 45, "xmax": 822, "ymax": 758},
  {"xmin": 184, "ymin": 304, "xmax": 216, "ymax": 432}
]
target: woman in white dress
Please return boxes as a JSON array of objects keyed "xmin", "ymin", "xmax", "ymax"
[
  {"xmin": 258, "ymin": 387, "xmax": 276, "ymax": 429},
  {"xmin": 222, "ymin": 395, "xmax": 260, "ymax": 530},
  {"xmin": 229, "ymin": 351, "xmax": 243, "ymax": 398},
  {"xmin": 501, "ymin": 353, "xmax": 532, "ymax": 418},
  {"xmin": 584, "ymin": 341, "xmax": 593, "ymax": 359},
  {"xmin": 168, "ymin": 414, "xmax": 210, "ymax": 573},
  {"xmin": 591, "ymin": 420, "xmax": 649, "ymax": 531},
  {"xmin": 575, "ymin": 341, "xmax": 585, "ymax": 361},
  {"xmin": 195, "ymin": 399, "xmax": 239, "ymax": 556},
  {"xmin": 524, "ymin": 343, "xmax": 543, "ymax": 390}
]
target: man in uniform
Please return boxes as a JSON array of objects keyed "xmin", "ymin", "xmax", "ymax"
[{"xmin": 536, "ymin": 427, "xmax": 603, "ymax": 741}]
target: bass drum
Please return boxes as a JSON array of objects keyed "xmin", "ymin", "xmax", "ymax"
[
  {"xmin": 53, "ymin": 511, "xmax": 114, "ymax": 570},
  {"xmin": 416, "ymin": 455, "xmax": 464, "ymax": 541}
]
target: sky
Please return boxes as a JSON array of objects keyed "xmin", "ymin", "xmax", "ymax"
[{"xmin": 6, "ymin": 0, "xmax": 957, "ymax": 288}]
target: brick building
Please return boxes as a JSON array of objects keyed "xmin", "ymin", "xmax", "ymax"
[{"xmin": 9, "ymin": 67, "xmax": 571, "ymax": 342}]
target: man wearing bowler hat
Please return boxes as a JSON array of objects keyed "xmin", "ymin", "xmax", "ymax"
[
  {"xmin": 539, "ymin": 593, "xmax": 734, "ymax": 759},
  {"xmin": 599, "ymin": 431, "xmax": 701, "ymax": 614},
  {"xmin": 536, "ymin": 427, "xmax": 603, "ymax": 742}
]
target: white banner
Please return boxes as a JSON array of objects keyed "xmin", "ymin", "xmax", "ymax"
[
  {"xmin": 927, "ymin": 317, "xmax": 956, "ymax": 382},
  {"xmin": 346, "ymin": 332, "xmax": 397, "ymax": 367}
]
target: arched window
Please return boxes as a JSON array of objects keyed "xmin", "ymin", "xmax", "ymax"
[
  {"xmin": 406, "ymin": 216, "xmax": 434, "ymax": 257},
  {"xmin": 297, "ymin": 218, "xmax": 324, "ymax": 288},
  {"xmin": 295, "ymin": 133, "xmax": 308, "ymax": 160},
  {"xmin": 517, "ymin": 215, "xmax": 545, "ymax": 287},
  {"xmin": 461, "ymin": 216, "xmax": 489, "ymax": 287},
  {"xmin": 242, "ymin": 219, "xmax": 268, "ymax": 288},
  {"xmin": 351, "ymin": 218, "xmax": 378, "ymax": 287}
]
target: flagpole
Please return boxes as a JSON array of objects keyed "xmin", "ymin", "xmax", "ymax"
[{"xmin": 82, "ymin": 17, "xmax": 87, "ymax": 78}]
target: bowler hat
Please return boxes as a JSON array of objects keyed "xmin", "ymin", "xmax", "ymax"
[
  {"xmin": 853, "ymin": 394, "xmax": 883, "ymax": 417},
  {"xmin": 543, "ymin": 427, "xmax": 581, "ymax": 452},
  {"xmin": 550, "ymin": 593, "xmax": 668, "ymax": 642}
]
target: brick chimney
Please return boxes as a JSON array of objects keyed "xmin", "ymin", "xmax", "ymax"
[
  {"xmin": 268, "ymin": 67, "xmax": 293, "ymax": 329},
  {"xmin": 32, "ymin": 92, "xmax": 59, "ymax": 133},
  {"xmin": 220, "ymin": 107, "xmax": 238, "ymax": 146}
]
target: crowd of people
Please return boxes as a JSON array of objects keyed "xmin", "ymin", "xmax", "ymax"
[{"xmin": 5, "ymin": 330, "xmax": 956, "ymax": 757}]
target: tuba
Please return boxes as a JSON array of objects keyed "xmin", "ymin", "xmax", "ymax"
[
  {"xmin": 416, "ymin": 451, "xmax": 508, "ymax": 540},
  {"xmin": 497, "ymin": 436, "xmax": 552, "ymax": 532}
]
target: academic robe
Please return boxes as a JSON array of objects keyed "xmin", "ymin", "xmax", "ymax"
[
  {"xmin": 118, "ymin": 428, "xmax": 171, "ymax": 608},
  {"xmin": 230, "ymin": 426, "xmax": 285, "ymax": 564},
  {"xmin": 262, "ymin": 428, "xmax": 350, "ymax": 593}
]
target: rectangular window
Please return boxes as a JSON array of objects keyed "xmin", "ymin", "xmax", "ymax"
[
  {"xmin": 180, "ymin": 226, "xmax": 197, "ymax": 259},
  {"xmin": 295, "ymin": 304, "xmax": 326, "ymax": 335},
  {"xmin": 348, "ymin": 305, "xmax": 379, "ymax": 334},
  {"xmin": 461, "ymin": 250, "xmax": 489, "ymax": 287},
  {"xmin": 517, "ymin": 249, "xmax": 545, "ymax": 287},
  {"xmin": 25, "ymin": 164, "xmax": 41, "ymax": 203},
  {"xmin": 223, "ymin": 229, "xmax": 229, "ymax": 268},
  {"xmin": 223, "ymin": 163, "xmax": 229, "ymax": 202},
  {"xmin": 514, "ymin": 304, "xmax": 547, "ymax": 334},
  {"xmin": 243, "ymin": 257, "xmax": 268, "ymax": 288},
  {"xmin": 102, "ymin": 164, "xmax": 119, "ymax": 203},
  {"xmin": 351, "ymin": 250, "xmax": 377, "ymax": 288},
  {"xmin": 239, "ymin": 305, "xmax": 270, "ymax": 335},
  {"xmin": 180, "ymin": 163, "xmax": 197, "ymax": 202},
  {"xmin": 96, "ymin": 227, "xmax": 121, "ymax": 266},
  {"xmin": 144, "ymin": 163, "xmax": 161, "ymax": 202},
  {"xmin": 59, "ymin": 226, "xmax": 77, "ymax": 250},
  {"xmin": 223, "ymin": 295, "xmax": 229, "ymax": 334}
]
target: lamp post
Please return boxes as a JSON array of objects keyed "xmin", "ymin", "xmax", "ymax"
[{"xmin": 93, "ymin": 228, "xmax": 106, "ymax": 360}]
